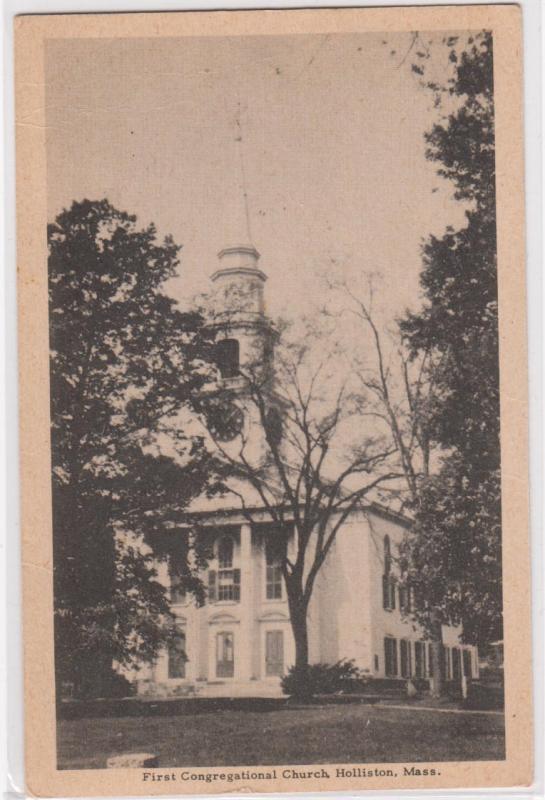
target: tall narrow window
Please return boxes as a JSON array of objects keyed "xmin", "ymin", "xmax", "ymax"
[
  {"xmin": 168, "ymin": 557, "xmax": 186, "ymax": 605},
  {"xmin": 216, "ymin": 535, "xmax": 240, "ymax": 601},
  {"xmin": 382, "ymin": 536, "xmax": 396, "ymax": 610},
  {"xmin": 442, "ymin": 645, "xmax": 452, "ymax": 680},
  {"xmin": 384, "ymin": 535, "xmax": 392, "ymax": 573},
  {"xmin": 400, "ymin": 639, "xmax": 412, "ymax": 678},
  {"xmin": 168, "ymin": 629, "xmax": 187, "ymax": 679},
  {"xmin": 265, "ymin": 540, "xmax": 283, "ymax": 600},
  {"xmin": 452, "ymin": 647, "xmax": 462, "ymax": 681},
  {"xmin": 399, "ymin": 583, "xmax": 412, "ymax": 613},
  {"xmin": 215, "ymin": 339, "xmax": 240, "ymax": 379},
  {"xmin": 384, "ymin": 637, "xmax": 398, "ymax": 677}
]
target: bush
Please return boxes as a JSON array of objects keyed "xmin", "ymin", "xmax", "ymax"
[
  {"xmin": 79, "ymin": 668, "xmax": 135, "ymax": 699},
  {"xmin": 281, "ymin": 660, "xmax": 365, "ymax": 698},
  {"xmin": 102, "ymin": 671, "xmax": 136, "ymax": 698},
  {"xmin": 462, "ymin": 682, "xmax": 504, "ymax": 711}
]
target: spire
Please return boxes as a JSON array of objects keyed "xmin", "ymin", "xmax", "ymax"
[
  {"xmin": 210, "ymin": 99, "xmax": 267, "ymax": 320},
  {"xmin": 217, "ymin": 99, "xmax": 255, "ymax": 251},
  {"xmin": 234, "ymin": 100, "xmax": 253, "ymax": 247}
]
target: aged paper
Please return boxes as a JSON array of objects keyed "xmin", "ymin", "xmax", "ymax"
[{"xmin": 15, "ymin": 4, "xmax": 531, "ymax": 797}]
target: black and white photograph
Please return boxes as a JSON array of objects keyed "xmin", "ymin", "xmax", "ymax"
[{"xmin": 15, "ymin": 5, "xmax": 532, "ymax": 795}]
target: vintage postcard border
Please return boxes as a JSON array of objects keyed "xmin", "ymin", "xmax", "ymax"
[{"xmin": 15, "ymin": 4, "xmax": 530, "ymax": 796}]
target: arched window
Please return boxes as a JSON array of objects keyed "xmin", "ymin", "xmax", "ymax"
[
  {"xmin": 215, "ymin": 339, "xmax": 240, "ymax": 379},
  {"xmin": 382, "ymin": 535, "xmax": 396, "ymax": 610},
  {"xmin": 216, "ymin": 631, "xmax": 235, "ymax": 678},
  {"xmin": 384, "ymin": 535, "xmax": 392, "ymax": 574}
]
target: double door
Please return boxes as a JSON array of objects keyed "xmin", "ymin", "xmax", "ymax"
[{"xmin": 265, "ymin": 630, "xmax": 284, "ymax": 677}]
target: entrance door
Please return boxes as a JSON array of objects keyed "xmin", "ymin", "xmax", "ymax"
[
  {"xmin": 216, "ymin": 632, "xmax": 234, "ymax": 678},
  {"xmin": 265, "ymin": 630, "xmax": 284, "ymax": 677}
]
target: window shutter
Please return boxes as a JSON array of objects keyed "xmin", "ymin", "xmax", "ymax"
[
  {"xmin": 208, "ymin": 570, "xmax": 217, "ymax": 603},
  {"xmin": 415, "ymin": 641, "xmax": 425, "ymax": 678},
  {"xmin": 233, "ymin": 568, "xmax": 241, "ymax": 601},
  {"xmin": 463, "ymin": 649, "xmax": 472, "ymax": 678},
  {"xmin": 401, "ymin": 640, "xmax": 411, "ymax": 678},
  {"xmin": 441, "ymin": 645, "xmax": 449, "ymax": 680}
]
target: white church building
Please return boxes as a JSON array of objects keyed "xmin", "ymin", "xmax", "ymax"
[{"xmin": 128, "ymin": 242, "xmax": 479, "ymax": 698}]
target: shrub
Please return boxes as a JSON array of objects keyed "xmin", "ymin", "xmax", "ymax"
[
  {"xmin": 99, "ymin": 669, "xmax": 136, "ymax": 699},
  {"xmin": 281, "ymin": 660, "xmax": 365, "ymax": 698},
  {"xmin": 462, "ymin": 682, "xmax": 504, "ymax": 710}
]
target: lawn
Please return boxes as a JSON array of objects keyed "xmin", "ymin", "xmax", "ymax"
[{"xmin": 57, "ymin": 702, "xmax": 505, "ymax": 769}]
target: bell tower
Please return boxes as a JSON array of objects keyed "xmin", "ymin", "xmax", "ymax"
[
  {"xmin": 211, "ymin": 244, "xmax": 267, "ymax": 320},
  {"xmin": 209, "ymin": 243, "xmax": 274, "ymax": 382}
]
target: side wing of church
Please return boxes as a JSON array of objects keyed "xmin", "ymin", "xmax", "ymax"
[{"xmin": 123, "ymin": 242, "xmax": 479, "ymax": 698}]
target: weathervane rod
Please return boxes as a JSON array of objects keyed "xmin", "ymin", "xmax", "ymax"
[{"xmin": 234, "ymin": 98, "xmax": 253, "ymax": 245}]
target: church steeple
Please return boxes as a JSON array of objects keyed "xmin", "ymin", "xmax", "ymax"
[
  {"xmin": 211, "ymin": 245, "xmax": 267, "ymax": 319},
  {"xmin": 208, "ymin": 231, "xmax": 276, "ymax": 391},
  {"xmin": 209, "ymin": 101, "xmax": 274, "ymax": 379}
]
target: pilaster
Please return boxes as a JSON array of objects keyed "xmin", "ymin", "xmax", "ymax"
[{"xmin": 239, "ymin": 523, "xmax": 255, "ymax": 680}]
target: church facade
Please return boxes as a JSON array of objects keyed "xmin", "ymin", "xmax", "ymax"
[{"xmin": 126, "ymin": 243, "xmax": 479, "ymax": 698}]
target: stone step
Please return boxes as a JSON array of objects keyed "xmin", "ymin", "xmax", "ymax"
[{"xmin": 107, "ymin": 753, "xmax": 158, "ymax": 768}]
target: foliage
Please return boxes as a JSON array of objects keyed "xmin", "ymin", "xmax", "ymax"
[
  {"xmin": 49, "ymin": 199, "xmax": 217, "ymax": 697},
  {"xmin": 281, "ymin": 660, "xmax": 365, "ymax": 698},
  {"xmin": 398, "ymin": 31, "xmax": 502, "ymax": 646},
  {"xmin": 462, "ymin": 682, "xmax": 504, "ymax": 711}
]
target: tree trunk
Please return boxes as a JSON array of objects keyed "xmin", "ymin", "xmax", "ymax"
[
  {"xmin": 292, "ymin": 605, "xmax": 309, "ymax": 671},
  {"xmin": 285, "ymin": 580, "xmax": 312, "ymax": 699}
]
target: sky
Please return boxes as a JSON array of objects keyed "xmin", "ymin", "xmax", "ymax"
[{"xmin": 45, "ymin": 32, "xmax": 468, "ymax": 327}]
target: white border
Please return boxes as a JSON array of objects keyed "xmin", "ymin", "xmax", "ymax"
[{"xmin": 1, "ymin": 1, "xmax": 543, "ymax": 800}]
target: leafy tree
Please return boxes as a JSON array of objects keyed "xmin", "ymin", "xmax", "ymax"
[
  {"xmin": 49, "ymin": 199, "xmax": 216, "ymax": 698},
  {"xmin": 398, "ymin": 31, "xmax": 502, "ymax": 649}
]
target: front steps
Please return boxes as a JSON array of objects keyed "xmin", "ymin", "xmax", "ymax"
[
  {"xmin": 197, "ymin": 679, "xmax": 283, "ymax": 698},
  {"xmin": 137, "ymin": 678, "xmax": 284, "ymax": 699}
]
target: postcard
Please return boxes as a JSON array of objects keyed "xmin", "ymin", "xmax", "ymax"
[{"xmin": 15, "ymin": 4, "xmax": 531, "ymax": 796}]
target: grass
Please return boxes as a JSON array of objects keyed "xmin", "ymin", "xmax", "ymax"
[{"xmin": 57, "ymin": 701, "xmax": 505, "ymax": 769}]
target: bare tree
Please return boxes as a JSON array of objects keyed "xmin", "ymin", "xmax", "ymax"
[
  {"xmin": 338, "ymin": 280, "xmax": 449, "ymax": 697},
  {"xmin": 197, "ymin": 326, "xmax": 401, "ymax": 691}
]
